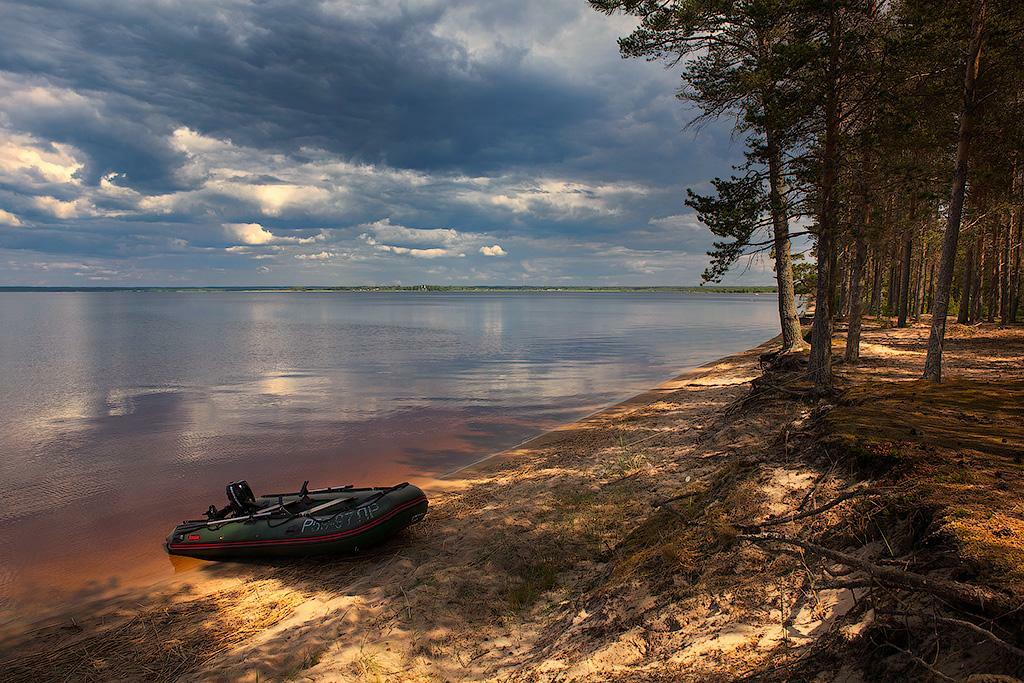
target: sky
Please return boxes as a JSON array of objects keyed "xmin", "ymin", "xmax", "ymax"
[{"xmin": 0, "ymin": 0, "xmax": 773, "ymax": 286}]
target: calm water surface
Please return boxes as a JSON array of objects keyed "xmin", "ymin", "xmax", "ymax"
[{"xmin": 0, "ymin": 292, "xmax": 778, "ymax": 615}]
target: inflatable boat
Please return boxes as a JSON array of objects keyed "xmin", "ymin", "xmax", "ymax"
[{"xmin": 165, "ymin": 480, "xmax": 428, "ymax": 561}]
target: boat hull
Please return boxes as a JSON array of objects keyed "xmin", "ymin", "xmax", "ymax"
[{"xmin": 165, "ymin": 483, "xmax": 427, "ymax": 560}]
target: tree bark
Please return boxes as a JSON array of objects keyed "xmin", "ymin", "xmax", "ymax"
[
  {"xmin": 897, "ymin": 234, "xmax": 912, "ymax": 327},
  {"xmin": 957, "ymin": 239, "xmax": 975, "ymax": 323},
  {"xmin": 887, "ymin": 250, "xmax": 898, "ymax": 317},
  {"xmin": 927, "ymin": 262, "xmax": 935, "ymax": 313},
  {"xmin": 914, "ymin": 229, "xmax": 927, "ymax": 320},
  {"xmin": 972, "ymin": 234, "xmax": 985, "ymax": 321},
  {"xmin": 1000, "ymin": 215, "xmax": 1011, "ymax": 324},
  {"xmin": 869, "ymin": 250, "xmax": 882, "ymax": 315},
  {"xmin": 809, "ymin": 2, "xmax": 842, "ymax": 393},
  {"xmin": 1011, "ymin": 163, "xmax": 1022, "ymax": 322},
  {"xmin": 923, "ymin": 0, "xmax": 987, "ymax": 382},
  {"xmin": 986, "ymin": 223, "xmax": 998, "ymax": 323},
  {"xmin": 837, "ymin": 246, "xmax": 850, "ymax": 321},
  {"xmin": 1011, "ymin": 205, "xmax": 1022, "ymax": 322},
  {"xmin": 845, "ymin": 233, "xmax": 868, "ymax": 362},
  {"xmin": 846, "ymin": 173, "xmax": 871, "ymax": 362},
  {"xmin": 766, "ymin": 132, "xmax": 807, "ymax": 351}
]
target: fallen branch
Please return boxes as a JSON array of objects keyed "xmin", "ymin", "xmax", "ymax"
[
  {"xmin": 652, "ymin": 490, "xmax": 697, "ymax": 509},
  {"xmin": 818, "ymin": 579, "xmax": 877, "ymax": 591},
  {"xmin": 738, "ymin": 533, "xmax": 1020, "ymax": 618},
  {"xmin": 738, "ymin": 486, "xmax": 882, "ymax": 530},
  {"xmin": 797, "ymin": 464, "xmax": 836, "ymax": 511},
  {"xmin": 602, "ymin": 470, "xmax": 642, "ymax": 488}
]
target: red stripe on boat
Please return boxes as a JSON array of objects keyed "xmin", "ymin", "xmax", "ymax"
[{"xmin": 167, "ymin": 496, "xmax": 427, "ymax": 550}]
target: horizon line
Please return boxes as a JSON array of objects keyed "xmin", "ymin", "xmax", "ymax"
[{"xmin": 0, "ymin": 284, "xmax": 778, "ymax": 291}]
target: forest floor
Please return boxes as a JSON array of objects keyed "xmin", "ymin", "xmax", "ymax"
[{"xmin": 2, "ymin": 318, "xmax": 1023, "ymax": 682}]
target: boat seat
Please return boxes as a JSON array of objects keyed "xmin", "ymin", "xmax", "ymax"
[{"xmin": 300, "ymin": 496, "xmax": 357, "ymax": 516}]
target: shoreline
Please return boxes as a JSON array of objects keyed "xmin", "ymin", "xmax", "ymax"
[
  {"xmin": 5, "ymin": 321, "xmax": 1020, "ymax": 681},
  {"xmin": 0, "ymin": 335, "xmax": 779, "ymax": 633},
  {"xmin": 0, "ymin": 286, "xmax": 778, "ymax": 294},
  {"xmin": 438, "ymin": 335, "xmax": 780, "ymax": 484}
]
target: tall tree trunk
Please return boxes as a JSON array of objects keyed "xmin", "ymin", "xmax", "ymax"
[
  {"xmin": 898, "ymin": 234, "xmax": 912, "ymax": 327},
  {"xmin": 1000, "ymin": 216, "xmax": 1011, "ymax": 324},
  {"xmin": 1011, "ymin": 163, "xmax": 1022, "ymax": 322},
  {"xmin": 1011, "ymin": 205, "xmax": 1022, "ymax": 322},
  {"xmin": 809, "ymin": 3, "xmax": 842, "ymax": 392},
  {"xmin": 958, "ymin": 239, "xmax": 975, "ymax": 323},
  {"xmin": 870, "ymin": 250, "xmax": 882, "ymax": 315},
  {"xmin": 766, "ymin": 132, "xmax": 806, "ymax": 351},
  {"xmin": 986, "ymin": 223, "xmax": 998, "ymax": 323},
  {"xmin": 973, "ymin": 234, "xmax": 985, "ymax": 321},
  {"xmin": 845, "ymin": 207, "xmax": 869, "ymax": 362},
  {"xmin": 837, "ymin": 246, "xmax": 850, "ymax": 321},
  {"xmin": 923, "ymin": 0, "xmax": 987, "ymax": 382},
  {"xmin": 887, "ymin": 250, "xmax": 898, "ymax": 317},
  {"xmin": 927, "ymin": 262, "xmax": 936, "ymax": 313},
  {"xmin": 914, "ymin": 229, "xmax": 927, "ymax": 320},
  {"xmin": 846, "ymin": 147, "xmax": 872, "ymax": 363}
]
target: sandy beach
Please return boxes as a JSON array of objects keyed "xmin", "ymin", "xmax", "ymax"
[{"xmin": 3, "ymin": 319, "xmax": 1022, "ymax": 681}]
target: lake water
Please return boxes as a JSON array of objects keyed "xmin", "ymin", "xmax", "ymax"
[{"xmin": 0, "ymin": 291, "xmax": 778, "ymax": 616}]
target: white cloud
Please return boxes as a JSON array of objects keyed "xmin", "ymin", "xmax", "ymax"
[
  {"xmin": 0, "ymin": 208, "xmax": 23, "ymax": 226},
  {"xmin": 356, "ymin": 218, "xmax": 511, "ymax": 259},
  {"xmin": 429, "ymin": 0, "xmax": 654, "ymax": 87},
  {"xmin": 295, "ymin": 251, "xmax": 335, "ymax": 261},
  {"xmin": 364, "ymin": 218, "xmax": 463, "ymax": 246},
  {"xmin": 223, "ymin": 222, "xmax": 276, "ymax": 245},
  {"xmin": 647, "ymin": 214, "xmax": 705, "ymax": 232},
  {"xmin": 230, "ymin": 182, "xmax": 334, "ymax": 217},
  {"xmin": 0, "ymin": 131, "xmax": 84, "ymax": 188},
  {"xmin": 32, "ymin": 195, "xmax": 92, "ymax": 219},
  {"xmin": 459, "ymin": 179, "xmax": 649, "ymax": 218},
  {"xmin": 221, "ymin": 222, "xmax": 326, "ymax": 247},
  {"xmin": 359, "ymin": 233, "xmax": 461, "ymax": 259},
  {"xmin": 137, "ymin": 129, "xmax": 649, "ymax": 225}
]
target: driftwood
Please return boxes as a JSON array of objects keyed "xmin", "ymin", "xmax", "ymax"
[{"xmin": 738, "ymin": 532, "xmax": 1021, "ymax": 618}]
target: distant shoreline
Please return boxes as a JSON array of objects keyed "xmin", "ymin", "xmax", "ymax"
[{"xmin": 0, "ymin": 285, "xmax": 777, "ymax": 294}]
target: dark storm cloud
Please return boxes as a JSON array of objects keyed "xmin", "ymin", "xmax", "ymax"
[
  {"xmin": 0, "ymin": 0, "xmax": 761, "ymax": 285},
  {"xmin": 0, "ymin": 0, "xmax": 609, "ymax": 185}
]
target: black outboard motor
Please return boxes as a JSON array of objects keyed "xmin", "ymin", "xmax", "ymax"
[{"xmin": 226, "ymin": 480, "xmax": 258, "ymax": 516}]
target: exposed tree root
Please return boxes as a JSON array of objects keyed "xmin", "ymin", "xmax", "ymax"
[
  {"xmin": 881, "ymin": 640, "xmax": 956, "ymax": 682},
  {"xmin": 738, "ymin": 485, "xmax": 882, "ymax": 530},
  {"xmin": 935, "ymin": 616, "xmax": 1024, "ymax": 661},
  {"xmin": 738, "ymin": 532, "xmax": 1021, "ymax": 618}
]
